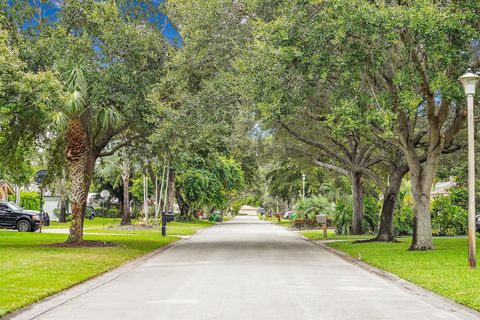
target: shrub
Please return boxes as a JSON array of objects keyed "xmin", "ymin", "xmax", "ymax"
[
  {"xmin": 392, "ymin": 180, "xmax": 413, "ymax": 236},
  {"xmin": 331, "ymin": 197, "xmax": 378, "ymax": 235},
  {"xmin": 431, "ymin": 195, "xmax": 468, "ymax": 236},
  {"xmin": 8, "ymin": 192, "xmax": 41, "ymax": 211},
  {"xmin": 292, "ymin": 195, "xmax": 334, "ymax": 229},
  {"xmin": 107, "ymin": 208, "xmax": 120, "ymax": 218},
  {"xmin": 393, "ymin": 206, "xmax": 413, "ymax": 236},
  {"xmin": 94, "ymin": 207, "xmax": 120, "ymax": 218},
  {"xmin": 363, "ymin": 196, "xmax": 379, "ymax": 234},
  {"xmin": 294, "ymin": 195, "xmax": 333, "ymax": 220},
  {"xmin": 332, "ymin": 201, "xmax": 352, "ymax": 235},
  {"xmin": 449, "ymin": 186, "xmax": 467, "ymax": 208},
  {"xmin": 208, "ymin": 213, "xmax": 222, "ymax": 222}
]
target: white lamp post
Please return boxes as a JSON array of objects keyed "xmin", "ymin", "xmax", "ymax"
[{"xmin": 459, "ymin": 69, "xmax": 480, "ymax": 270}]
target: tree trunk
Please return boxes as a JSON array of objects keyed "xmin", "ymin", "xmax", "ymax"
[
  {"xmin": 175, "ymin": 188, "xmax": 190, "ymax": 220},
  {"xmin": 375, "ymin": 165, "xmax": 408, "ymax": 241},
  {"xmin": 402, "ymin": 144, "xmax": 439, "ymax": 250},
  {"xmin": 65, "ymin": 118, "xmax": 91, "ymax": 243},
  {"xmin": 166, "ymin": 170, "xmax": 176, "ymax": 213},
  {"xmin": 121, "ymin": 159, "xmax": 131, "ymax": 225},
  {"xmin": 409, "ymin": 178, "xmax": 434, "ymax": 250},
  {"xmin": 58, "ymin": 198, "xmax": 68, "ymax": 223},
  {"xmin": 351, "ymin": 172, "xmax": 364, "ymax": 235}
]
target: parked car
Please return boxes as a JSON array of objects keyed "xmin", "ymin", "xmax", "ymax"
[
  {"xmin": 283, "ymin": 211, "xmax": 294, "ymax": 219},
  {"xmin": 42, "ymin": 212, "xmax": 50, "ymax": 227},
  {"xmin": 0, "ymin": 201, "xmax": 41, "ymax": 232},
  {"xmin": 86, "ymin": 206, "xmax": 96, "ymax": 220},
  {"xmin": 476, "ymin": 214, "xmax": 480, "ymax": 232}
]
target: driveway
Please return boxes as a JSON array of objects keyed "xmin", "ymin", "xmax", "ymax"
[{"xmin": 11, "ymin": 216, "xmax": 480, "ymax": 320}]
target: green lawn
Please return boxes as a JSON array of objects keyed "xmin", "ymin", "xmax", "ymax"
[
  {"xmin": 273, "ymin": 219, "xmax": 292, "ymax": 228},
  {"xmin": 46, "ymin": 217, "xmax": 131, "ymax": 229},
  {"xmin": 46, "ymin": 218, "xmax": 214, "ymax": 236},
  {"xmin": 86, "ymin": 220, "xmax": 214, "ymax": 236},
  {"xmin": 0, "ymin": 219, "xmax": 214, "ymax": 317},
  {"xmin": 261, "ymin": 217, "xmax": 292, "ymax": 227},
  {"xmin": 302, "ymin": 230, "xmax": 384, "ymax": 240},
  {"xmin": 325, "ymin": 238, "xmax": 480, "ymax": 311}
]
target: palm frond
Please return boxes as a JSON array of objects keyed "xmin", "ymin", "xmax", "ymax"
[
  {"xmin": 51, "ymin": 111, "xmax": 69, "ymax": 130},
  {"xmin": 95, "ymin": 155, "xmax": 122, "ymax": 184},
  {"xmin": 64, "ymin": 66, "xmax": 88, "ymax": 117},
  {"xmin": 97, "ymin": 106, "xmax": 124, "ymax": 129}
]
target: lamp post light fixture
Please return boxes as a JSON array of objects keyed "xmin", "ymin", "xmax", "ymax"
[
  {"xmin": 302, "ymin": 173, "xmax": 306, "ymax": 202},
  {"xmin": 459, "ymin": 69, "xmax": 480, "ymax": 270}
]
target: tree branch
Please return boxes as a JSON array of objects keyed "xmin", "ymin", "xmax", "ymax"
[
  {"xmin": 278, "ymin": 120, "xmax": 351, "ymax": 165},
  {"xmin": 98, "ymin": 135, "xmax": 143, "ymax": 157},
  {"xmin": 313, "ymin": 160, "xmax": 349, "ymax": 176}
]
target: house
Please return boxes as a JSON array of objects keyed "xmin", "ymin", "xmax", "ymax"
[
  {"xmin": 238, "ymin": 205, "xmax": 259, "ymax": 216},
  {"xmin": 0, "ymin": 182, "xmax": 14, "ymax": 201},
  {"xmin": 431, "ymin": 176, "xmax": 457, "ymax": 198}
]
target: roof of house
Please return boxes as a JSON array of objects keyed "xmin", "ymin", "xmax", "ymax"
[
  {"xmin": 238, "ymin": 205, "xmax": 259, "ymax": 215},
  {"xmin": 0, "ymin": 182, "xmax": 14, "ymax": 194},
  {"xmin": 431, "ymin": 179, "xmax": 456, "ymax": 196}
]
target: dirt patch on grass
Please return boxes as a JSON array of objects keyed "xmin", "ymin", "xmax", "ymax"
[
  {"xmin": 105, "ymin": 224, "xmax": 157, "ymax": 231},
  {"xmin": 46, "ymin": 240, "xmax": 120, "ymax": 248}
]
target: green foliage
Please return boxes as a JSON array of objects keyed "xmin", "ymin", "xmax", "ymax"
[
  {"xmin": 363, "ymin": 196, "xmax": 380, "ymax": 234},
  {"xmin": 393, "ymin": 180, "xmax": 413, "ymax": 236},
  {"xmin": 449, "ymin": 186, "xmax": 468, "ymax": 209},
  {"xmin": 332, "ymin": 196, "xmax": 378, "ymax": 235},
  {"xmin": 208, "ymin": 213, "xmax": 222, "ymax": 222},
  {"xmin": 332, "ymin": 200, "xmax": 352, "ymax": 235},
  {"xmin": 130, "ymin": 176, "xmax": 148, "ymax": 203},
  {"xmin": 431, "ymin": 196, "xmax": 468, "ymax": 236},
  {"xmin": 230, "ymin": 195, "xmax": 261, "ymax": 214},
  {"xmin": 394, "ymin": 206, "xmax": 413, "ymax": 236},
  {"xmin": 176, "ymin": 156, "xmax": 244, "ymax": 211},
  {"xmin": 8, "ymin": 192, "xmax": 41, "ymax": 211},
  {"xmin": 0, "ymin": 29, "xmax": 61, "ymax": 184},
  {"xmin": 294, "ymin": 195, "xmax": 333, "ymax": 220}
]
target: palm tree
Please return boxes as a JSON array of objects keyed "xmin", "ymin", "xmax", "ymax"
[
  {"xmin": 57, "ymin": 66, "xmax": 123, "ymax": 243},
  {"xmin": 96, "ymin": 151, "xmax": 132, "ymax": 225}
]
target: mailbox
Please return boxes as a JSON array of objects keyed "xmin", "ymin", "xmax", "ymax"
[
  {"xmin": 316, "ymin": 214, "xmax": 327, "ymax": 224},
  {"xmin": 164, "ymin": 212, "xmax": 175, "ymax": 223},
  {"xmin": 161, "ymin": 211, "xmax": 175, "ymax": 237}
]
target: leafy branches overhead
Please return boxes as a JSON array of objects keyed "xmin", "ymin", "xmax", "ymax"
[
  {"xmin": 0, "ymin": 29, "xmax": 61, "ymax": 183},
  {"xmin": 176, "ymin": 155, "xmax": 244, "ymax": 212}
]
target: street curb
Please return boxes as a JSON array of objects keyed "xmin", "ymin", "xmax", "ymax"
[
  {"xmin": 4, "ymin": 235, "xmax": 193, "ymax": 320},
  {"xmin": 300, "ymin": 235, "xmax": 480, "ymax": 319}
]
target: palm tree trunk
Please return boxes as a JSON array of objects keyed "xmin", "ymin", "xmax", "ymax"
[{"xmin": 65, "ymin": 118, "xmax": 89, "ymax": 243}]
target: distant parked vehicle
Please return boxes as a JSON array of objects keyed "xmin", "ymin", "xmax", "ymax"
[
  {"xmin": 86, "ymin": 206, "xmax": 96, "ymax": 220},
  {"xmin": 42, "ymin": 212, "xmax": 50, "ymax": 227},
  {"xmin": 476, "ymin": 215, "xmax": 480, "ymax": 232},
  {"xmin": 283, "ymin": 211, "xmax": 294, "ymax": 219},
  {"xmin": 0, "ymin": 201, "xmax": 41, "ymax": 232}
]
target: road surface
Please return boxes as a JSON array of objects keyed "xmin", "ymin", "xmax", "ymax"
[{"xmin": 18, "ymin": 216, "xmax": 480, "ymax": 320}]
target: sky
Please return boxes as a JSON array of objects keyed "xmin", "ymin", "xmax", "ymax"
[{"xmin": 21, "ymin": 0, "xmax": 180, "ymax": 42}]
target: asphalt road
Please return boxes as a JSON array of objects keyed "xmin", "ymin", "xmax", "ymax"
[{"xmin": 25, "ymin": 216, "xmax": 479, "ymax": 320}]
